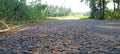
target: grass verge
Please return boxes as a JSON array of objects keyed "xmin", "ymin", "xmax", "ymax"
[{"xmin": 1, "ymin": 18, "xmax": 57, "ymax": 32}]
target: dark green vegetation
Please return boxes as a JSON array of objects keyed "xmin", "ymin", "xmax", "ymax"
[
  {"xmin": 0, "ymin": 0, "xmax": 72, "ymax": 26},
  {"xmin": 0, "ymin": 0, "xmax": 120, "ymax": 30},
  {"xmin": 0, "ymin": 0, "xmax": 120, "ymax": 54},
  {"xmin": 81, "ymin": 0, "xmax": 120, "ymax": 20}
]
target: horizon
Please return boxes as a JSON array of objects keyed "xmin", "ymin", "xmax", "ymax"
[{"xmin": 27, "ymin": 0, "xmax": 114, "ymax": 13}]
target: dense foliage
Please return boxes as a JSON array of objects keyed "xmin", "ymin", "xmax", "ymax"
[
  {"xmin": 81, "ymin": 0, "xmax": 120, "ymax": 20},
  {"xmin": 0, "ymin": 0, "xmax": 120, "ymax": 23},
  {"xmin": 0, "ymin": 0, "xmax": 72, "ymax": 23},
  {"xmin": 113, "ymin": 0, "xmax": 120, "ymax": 19}
]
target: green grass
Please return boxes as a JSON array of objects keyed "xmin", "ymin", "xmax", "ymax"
[
  {"xmin": 77, "ymin": 15, "xmax": 89, "ymax": 20},
  {"xmin": 1, "ymin": 18, "xmax": 58, "ymax": 31},
  {"xmin": 48, "ymin": 16, "xmax": 77, "ymax": 20}
]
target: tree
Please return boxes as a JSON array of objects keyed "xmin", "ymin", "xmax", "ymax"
[
  {"xmin": 0, "ymin": 0, "xmax": 49, "ymax": 22},
  {"xmin": 80, "ymin": 0, "xmax": 107, "ymax": 20},
  {"xmin": 99, "ymin": 0, "xmax": 105, "ymax": 20},
  {"xmin": 113, "ymin": 0, "xmax": 120, "ymax": 19},
  {"xmin": 46, "ymin": 5, "xmax": 72, "ymax": 17},
  {"xmin": 114, "ymin": 0, "xmax": 120, "ymax": 9}
]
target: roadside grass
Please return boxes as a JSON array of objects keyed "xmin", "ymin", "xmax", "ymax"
[
  {"xmin": 0, "ymin": 18, "xmax": 57, "ymax": 32},
  {"xmin": 3, "ymin": 16, "xmax": 119, "ymax": 32},
  {"xmin": 105, "ymin": 18, "xmax": 120, "ymax": 22},
  {"xmin": 48, "ymin": 16, "xmax": 77, "ymax": 20},
  {"xmin": 76, "ymin": 15, "xmax": 89, "ymax": 20}
]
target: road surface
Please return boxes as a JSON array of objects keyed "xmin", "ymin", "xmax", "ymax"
[{"xmin": 0, "ymin": 20, "xmax": 120, "ymax": 54}]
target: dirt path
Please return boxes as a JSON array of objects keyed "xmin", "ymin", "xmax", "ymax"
[{"xmin": 0, "ymin": 20, "xmax": 120, "ymax": 54}]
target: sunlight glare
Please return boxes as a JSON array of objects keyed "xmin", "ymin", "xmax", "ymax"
[
  {"xmin": 41, "ymin": 0, "xmax": 91, "ymax": 13},
  {"xmin": 27, "ymin": 0, "xmax": 113, "ymax": 13}
]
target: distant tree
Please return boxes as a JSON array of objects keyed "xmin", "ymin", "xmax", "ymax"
[{"xmin": 46, "ymin": 5, "xmax": 72, "ymax": 17}]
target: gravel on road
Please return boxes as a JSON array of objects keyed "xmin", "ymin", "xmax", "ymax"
[{"xmin": 0, "ymin": 20, "xmax": 120, "ymax": 54}]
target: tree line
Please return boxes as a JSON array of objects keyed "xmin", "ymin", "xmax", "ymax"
[
  {"xmin": 81, "ymin": 0, "xmax": 120, "ymax": 20},
  {"xmin": 0, "ymin": 0, "xmax": 72, "ymax": 23},
  {"xmin": 46, "ymin": 5, "xmax": 72, "ymax": 17},
  {"xmin": 0, "ymin": 0, "xmax": 120, "ymax": 22}
]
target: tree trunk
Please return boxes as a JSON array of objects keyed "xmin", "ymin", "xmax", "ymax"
[
  {"xmin": 113, "ymin": 0, "xmax": 116, "ymax": 18},
  {"xmin": 102, "ymin": 0, "xmax": 105, "ymax": 20},
  {"xmin": 100, "ymin": 0, "xmax": 105, "ymax": 20},
  {"xmin": 99, "ymin": 0, "xmax": 102, "ymax": 19},
  {"xmin": 114, "ymin": 0, "xmax": 116, "ymax": 12},
  {"xmin": 117, "ymin": 1, "xmax": 120, "ymax": 9}
]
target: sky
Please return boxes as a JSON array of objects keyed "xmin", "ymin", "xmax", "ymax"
[
  {"xmin": 41, "ymin": 0, "xmax": 90, "ymax": 13},
  {"xmin": 27, "ymin": 0, "xmax": 114, "ymax": 13}
]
